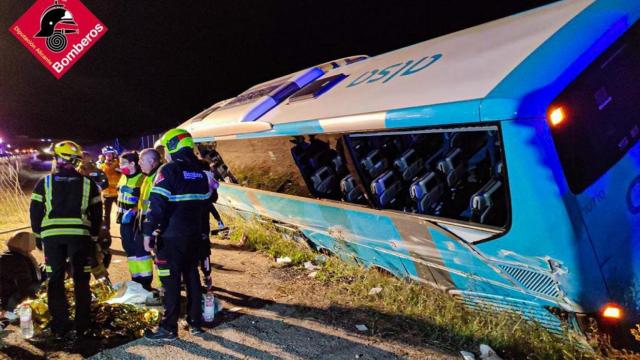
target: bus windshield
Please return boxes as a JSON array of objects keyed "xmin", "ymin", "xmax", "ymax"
[{"xmin": 550, "ymin": 21, "xmax": 640, "ymax": 194}]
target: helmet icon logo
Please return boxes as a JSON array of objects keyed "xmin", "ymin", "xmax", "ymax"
[{"xmin": 34, "ymin": 0, "xmax": 78, "ymax": 53}]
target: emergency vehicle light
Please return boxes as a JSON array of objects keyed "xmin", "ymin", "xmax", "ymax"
[
  {"xmin": 601, "ymin": 303, "xmax": 623, "ymax": 320},
  {"xmin": 548, "ymin": 106, "xmax": 566, "ymax": 127}
]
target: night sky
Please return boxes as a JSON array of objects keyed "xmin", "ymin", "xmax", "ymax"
[{"xmin": 0, "ymin": 0, "xmax": 555, "ymax": 143}]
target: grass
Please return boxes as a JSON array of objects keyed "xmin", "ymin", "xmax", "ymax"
[
  {"xmin": 227, "ymin": 214, "xmax": 315, "ymax": 265},
  {"xmin": 223, "ymin": 213, "xmax": 638, "ymax": 359}
]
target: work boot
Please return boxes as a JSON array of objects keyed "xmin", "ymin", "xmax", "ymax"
[
  {"xmin": 145, "ymin": 327, "xmax": 177, "ymax": 341},
  {"xmin": 189, "ymin": 326, "xmax": 205, "ymax": 335}
]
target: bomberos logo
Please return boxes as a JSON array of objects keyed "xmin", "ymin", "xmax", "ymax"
[{"xmin": 9, "ymin": 0, "xmax": 107, "ymax": 79}]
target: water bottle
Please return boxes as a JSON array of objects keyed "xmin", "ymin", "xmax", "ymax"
[
  {"xmin": 19, "ymin": 305, "xmax": 34, "ymax": 339},
  {"xmin": 203, "ymin": 293, "xmax": 215, "ymax": 322}
]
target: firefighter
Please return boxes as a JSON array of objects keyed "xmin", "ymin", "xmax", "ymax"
[
  {"xmin": 77, "ymin": 151, "xmax": 110, "ymax": 281},
  {"xmin": 143, "ymin": 129, "xmax": 217, "ymax": 340},
  {"xmin": 98, "ymin": 146, "xmax": 120, "ymax": 268},
  {"xmin": 78, "ymin": 151, "xmax": 108, "ymax": 191},
  {"xmin": 29, "ymin": 141, "xmax": 102, "ymax": 339},
  {"xmin": 116, "ymin": 151, "xmax": 152, "ymax": 289},
  {"xmin": 99, "ymin": 146, "xmax": 120, "ymax": 230}
]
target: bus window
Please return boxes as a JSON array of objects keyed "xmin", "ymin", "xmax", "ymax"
[
  {"xmin": 214, "ymin": 137, "xmax": 312, "ymax": 197},
  {"xmin": 288, "ymin": 74, "xmax": 348, "ymax": 103},
  {"xmin": 212, "ymin": 134, "xmax": 372, "ymax": 206},
  {"xmin": 289, "ymin": 134, "xmax": 352, "ymax": 201},
  {"xmin": 549, "ymin": 21, "xmax": 640, "ymax": 194},
  {"xmin": 346, "ymin": 126, "xmax": 508, "ymax": 228},
  {"xmin": 197, "ymin": 144, "xmax": 238, "ymax": 184}
]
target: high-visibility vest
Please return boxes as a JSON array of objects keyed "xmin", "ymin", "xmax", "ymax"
[
  {"xmin": 116, "ymin": 173, "xmax": 144, "ymax": 220},
  {"xmin": 31, "ymin": 174, "xmax": 97, "ymax": 238},
  {"xmin": 138, "ymin": 170, "xmax": 158, "ymax": 216}
]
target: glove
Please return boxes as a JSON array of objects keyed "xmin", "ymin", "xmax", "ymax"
[{"xmin": 35, "ymin": 236, "xmax": 43, "ymax": 251}]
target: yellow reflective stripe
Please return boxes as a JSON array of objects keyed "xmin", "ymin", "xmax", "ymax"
[
  {"xmin": 41, "ymin": 228, "xmax": 90, "ymax": 237},
  {"xmin": 41, "ymin": 218, "xmax": 90, "ymax": 226},
  {"xmin": 44, "ymin": 175, "xmax": 52, "ymax": 218},
  {"xmin": 81, "ymin": 177, "xmax": 90, "ymax": 214},
  {"xmin": 33, "ymin": 233, "xmax": 41, "ymax": 239},
  {"xmin": 45, "ymin": 265, "xmax": 52, "ymax": 273},
  {"xmin": 157, "ymin": 269, "xmax": 170, "ymax": 277},
  {"xmin": 83, "ymin": 266, "xmax": 92, "ymax": 273},
  {"xmin": 128, "ymin": 257, "xmax": 154, "ymax": 275},
  {"xmin": 31, "ymin": 193, "xmax": 43, "ymax": 202}
]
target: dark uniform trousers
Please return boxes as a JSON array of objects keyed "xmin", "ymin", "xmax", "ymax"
[
  {"xmin": 121, "ymin": 222, "xmax": 153, "ymax": 290},
  {"xmin": 44, "ymin": 235, "xmax": 92, "ymax": 334},
  {"xmin": 156, "ymin": 236, "xmax": 202, "ymax": 332}
]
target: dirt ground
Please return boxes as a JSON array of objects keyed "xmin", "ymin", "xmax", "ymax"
[
  {"xmin": 1, "ymin": 219, "xmax": 457, "ymax": 360},
  {"xmin": 1, "ymin": 166, "xmax": 458, "ymax": 359}
]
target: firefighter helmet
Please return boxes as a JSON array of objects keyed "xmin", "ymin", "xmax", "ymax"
[
  {"xmin": 54, "ymin": 140, "xmax": 83, "ymax": 165},
  {"xmin": 35, "ymin": 1, "xmax": 78, "ymax": 38},
  {"xmin": 161, "ymin": 128, "xmax": 194, "ymax": 154},
  {"xmin": 101, "ymin": 145, "xmax": 118, "ymax": 155}
]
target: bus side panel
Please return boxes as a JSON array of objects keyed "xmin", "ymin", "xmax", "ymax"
[
  {"xmin": 475, "ymin": 119, "xmax": 609, "ymax": 313},
  {"xmin": 217, "ymin": 184, "xmax": 526, "ymax": 298}
]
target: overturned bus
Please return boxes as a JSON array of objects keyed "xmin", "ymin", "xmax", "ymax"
[{"xmin": 175, "ymin": 0, "xmax": 640, "ymax": 337}]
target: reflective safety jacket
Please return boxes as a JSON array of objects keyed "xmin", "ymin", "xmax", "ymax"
[
  {"xmin": 116, "ymin": 173, "xmax": 144, "ymax": 224},
  {"xmin": 30, "ymin": 167, "xmax": 103, "ymax": 239},
  {"xmin": 136, "ymin": 166, "xmax": 160, "ymax": 229},
  {"xmin": 143, "ymin": 150, "xmax": 216, "ymax": 241},
  {"xmin": 99, "ymin": 160, "xmax": 121, "ymax": 198}
]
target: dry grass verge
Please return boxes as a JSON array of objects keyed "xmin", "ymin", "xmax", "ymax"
[{"xmin": 223, "ymin": 213, "xmax": 638, "ymax": 359}]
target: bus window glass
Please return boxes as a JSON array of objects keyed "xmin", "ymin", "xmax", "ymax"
[
  {"xmin": 550, "ymin": 22, "xmax": 640, "ymax": 193},
  {"xmin": 346, "ymin": 126, "xmax": 508, "ymax": 228},
  {"xmin": 209, "ymin": 134, "xmax": 370, "ymax": 205},
  {"xmin": 211, "ymin": 137, "xmax": 312, "ymax": 197}
]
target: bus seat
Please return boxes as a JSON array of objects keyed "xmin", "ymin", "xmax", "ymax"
[
  {"xmin": 437, "ymin": 148, "xmax": 464, "ymax": 188},
  {"xmin": 371, "ymin": 170, "xmax": 402, "ymax": 208},
  {"xmin": 380, "ymin": 137, "xmax": 404, "ymax": 158},
  {"xmin": 309, "ymin": 149, "xmax": 332, "ymax": 170},
  {"xmin": 410, "ymin": 171, "xmax": 444, "ymax": 214},
  {"xmin": 331, "ymin": 154, "xmax": 346, "ymax": 175},
  {"xmin": 340, "ymin": 174, "xmax": 365, "ymax": 203},
  {"xmin": 470, "ymin": 178, "xmax": 503, "ymax": 224},
  {"xmin": 310, "ymin": 166, "xmax": 337, "ymax": 197},
  {"xmin": 361, "ymin": 149, "xmax": 389, "ymax": 180},
  {"xmin": 494, "ymin": 161, "xmax": 505, "ymax": 178},
  {"xmin": 393, "ymin": 148, "xmax": 424, "ymax": 181},
  {"xmin": 424, "ymin": 147, "xmax": 445, "ymax": 171}
]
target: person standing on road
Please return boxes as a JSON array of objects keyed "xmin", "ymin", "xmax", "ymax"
[
  {"xmin": 29, "ymin": 141, "xmax": 102, "ymax": 339},
  {"xmin": 77, "ymin": 151, "xmax": 111, "ymax": 281},
  {"xmin": 99, "ymin": 146, "xmax": 120, "ymax": 230},
  {"xmin": 116, "ymin": 151, "xmax": 151, "ymax": 289},
  {"xmin": 144, "ymin": 129, "xmax": 216, "ymax": 340},
  {"xmin": 135, "ymin": 148, "xmax": 162, "ymax": 290},
  {"xmin": 98, "ymin": 146, "xmax": 120, "ymax": 269}
]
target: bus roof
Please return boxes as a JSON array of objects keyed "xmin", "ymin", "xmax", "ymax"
[{"xmin": 182, "ymin": 0, "xmax": 640, "ymax": 141}]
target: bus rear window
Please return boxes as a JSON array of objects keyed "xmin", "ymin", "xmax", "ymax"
[{"xmin": 550, "ymin": 21, "xmax": 640, "ymax": 194}]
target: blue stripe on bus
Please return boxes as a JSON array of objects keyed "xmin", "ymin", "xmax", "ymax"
[{"xmin": 236, "ymin": 119, "xmax": 324, "ymax": 139}]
